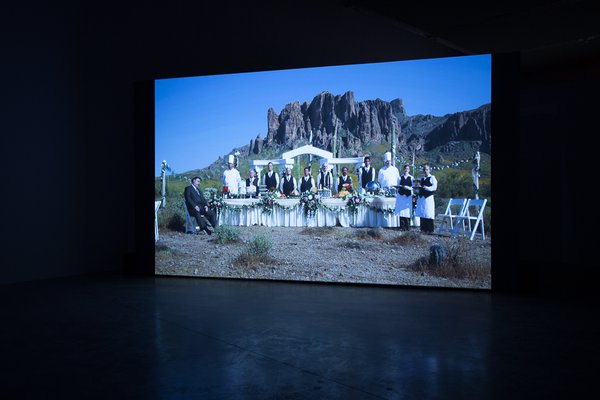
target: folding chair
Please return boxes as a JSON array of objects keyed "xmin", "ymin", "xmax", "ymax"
[
  {"xmin": 436, "ymin": 198, "xmax": 467, "ymax": 235},
  {"xmin": 155, "ymin": 201, "xmax": 162, "ymax": 242},
  {"xmin": 452, "ymin": 198, "xmax": 487, "ymax": 240},
  {"xmin": 183, "ymin": 201, "xmax": 200, "ymax": 234}
]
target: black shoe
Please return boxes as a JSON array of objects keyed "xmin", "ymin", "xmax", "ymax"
[{"xmin": 204, "ymin": 227, "xmax": 212, "ymax": 235}]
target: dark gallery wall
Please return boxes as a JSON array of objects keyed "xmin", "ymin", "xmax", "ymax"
[
  {"xmin": 2, "ymin": 1, "xmax": 598, "ymax": 293},
  {"xmin": 2, "ymin": 3, "xmax": 138, "ymax": 284},
  {"xmin": 2, "ymin": 4, "xmax": 87, "ymax": 283},
  {"xmin": 518, "ymin": 54, "xmax": 599, "ymax": 293}
]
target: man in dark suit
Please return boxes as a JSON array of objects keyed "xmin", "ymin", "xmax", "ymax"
[{"xmin": 184, "ymin": 177, "xmax": 218, "ymax": 235}]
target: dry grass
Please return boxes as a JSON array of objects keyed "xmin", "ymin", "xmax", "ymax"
[
  {"xmin": 233, "ymin": 252, "xmax": 278, "ymax": 268},
  {"xmin": 154, "ymin": 243, "xmax": 179, "ymax": 260},
  {"xmin": 353, "ymin": 228, "xmax": 384, "ymax": 240},
  {"xmin": 386, "ymin": 231, "xmax": 427, "ymax": 246},
  {"xmin": 406, "ymin": 238, "xmax": 490, "ymax": 280},
  {"xmin": 300, "ymin": 227, "xmax": 336, "ymax": 236},
  {"xmin": 342, "ymin": 241, "xmax": 362, "ymax": 249}
]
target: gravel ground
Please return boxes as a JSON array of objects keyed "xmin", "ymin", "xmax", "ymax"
[{"xmin": 155, "ymin": 226, "xmax": 491, "ymax": 289}]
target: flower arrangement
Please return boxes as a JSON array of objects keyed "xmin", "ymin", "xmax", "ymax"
[
  {"xmin": 300, "ymin": 191, "xmax": 321, "ymax": 217},
  {"xmin": 346, "ymin": 193, "xmax": 364, "ymax": 214},
  {"xmin": 267, "ymin": 190, "xmax": 280, "ymax": 199},
  {"xmin": 260, "ymin": 195, "xmax": 276, "ymax": 215},
  {"xmin": 207, "ymin": 195, "xmax": 225, "ymax": 213}
]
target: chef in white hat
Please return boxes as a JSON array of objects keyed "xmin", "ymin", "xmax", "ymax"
[
  {"xmin": 377, "ymin": 151, "xmax": 400, "ymax": 190},
  {"xmin": 222, "ymin": 154, "xmax": 242, "ymax": 195}
]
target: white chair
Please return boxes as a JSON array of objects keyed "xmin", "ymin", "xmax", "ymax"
[
  {"xmin": 436, "ymin": 198, "xmax": 468, "ymax": 235},
  {"xmin": 154, "ymin": 201, "xmax": 162, "ymax": 242},
  {"xmin": 452, "ymin": 198, "xmax": 487, "ymax": 240}
]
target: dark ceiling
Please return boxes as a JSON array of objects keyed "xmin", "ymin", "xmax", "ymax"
[
  {"xmin": 347, "ymin": 1, "xmax": 600, "ymax": 66},
  {"xmin": 93, "ymin": 0, "xmax": 597, "ymax": 79}
]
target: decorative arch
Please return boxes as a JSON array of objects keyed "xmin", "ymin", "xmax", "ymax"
[{"xmin": 248, "ymin": 144, "xmax": 367, "ymax": 181}]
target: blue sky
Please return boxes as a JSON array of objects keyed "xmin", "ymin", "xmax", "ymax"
[{"xmin": 155, "ymin": 54, "xmax": 491, "ymax": 176}]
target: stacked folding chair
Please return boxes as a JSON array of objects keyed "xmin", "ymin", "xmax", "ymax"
[
  {"xmin": 452, "ymin": 198, "xmax": 487, "ymax": 240},
  {"xmin": 436, "ymin": 198, "xmax": 468, "ymax": 235}
]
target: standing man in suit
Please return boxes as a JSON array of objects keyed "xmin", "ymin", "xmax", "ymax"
[{"xmin": 184, "ymin": 176, "xmax": 218, "ymax": 235}]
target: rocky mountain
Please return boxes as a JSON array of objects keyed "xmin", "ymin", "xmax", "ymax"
[
  {"xmin": 423, "ymin": 104, "xmax": 491, "ymax": 153},
  {"xmin": 249, "ymin": 90, "xmax": 491, "ymax": 157}
]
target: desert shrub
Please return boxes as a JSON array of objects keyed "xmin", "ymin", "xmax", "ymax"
[
  {"xmin": 434, "ymin": 169, "xmax": 473, "ymax": 198},
  {"xmin": 247, "ymin": 235, "xmax": 273, "ymax": 254},
  {"xmin": 166, "ymin": 213, "xmax": 185, "ymax": 232},
  {"xmin": 234, "ymin": 235, "xmax": 276, "ymax": 268},
  {"xmin": 407, "ymin": 238, "xmax": 490, "ymax": 281},
  {"xmin": 214, "ymin": 225, "xmax": 240, "ymax": 244},
  {"xmin": 156, "ymin": 198, "xmax": 186, "ymax": 232}
]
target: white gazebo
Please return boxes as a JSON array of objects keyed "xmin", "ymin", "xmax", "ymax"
[{"xmin": 248, "ymin": 144, "xmax": 365, "ymax": 177}]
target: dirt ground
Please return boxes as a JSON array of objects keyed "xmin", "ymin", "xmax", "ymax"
[{"xmin": 155, "ymin": 225, "xmax": 491, "ymax": 289}]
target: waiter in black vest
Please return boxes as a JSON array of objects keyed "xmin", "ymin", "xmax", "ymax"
[
  {"xmin": 337, "ymin": 166, "xmax": 354, "ymax": 193},
  {"xmin": 280, "ymin": 167, "xmax": 297, "ymax": 196},
  {"xmin": 316, "ymin": 162, "xmax": 333, "ymax": 191},
  {"xmin": 184, "ymin": 177, "xmax": 218, "ymax": 235},
  {"xmin": 299, "ymin": 167, "xmax": 316, "ymax": 193},
  {"xmin": 359, "ymin": 156, "xmax": 376, "ymax": 194},
  {"xmin": 262, "ymin": 162, "xmax": 279, "ymax": 192}
]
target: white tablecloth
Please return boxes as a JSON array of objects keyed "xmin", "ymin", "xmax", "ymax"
[{"xmin": 218, "ymin": 197, "xmax": 407, "ymax": 228}]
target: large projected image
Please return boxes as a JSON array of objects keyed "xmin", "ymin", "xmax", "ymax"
[{"xmin": 154, "ymin": 55, "xmax": 491, "ymax": 289}]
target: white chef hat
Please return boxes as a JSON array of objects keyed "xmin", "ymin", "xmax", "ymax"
[
  {"xmin": 384, "ymin": 152, "xmax": 392, "ymax": 161},
  {"xmin": 228, "ymin": 155, "xmax": 235, "ymax": 164}
]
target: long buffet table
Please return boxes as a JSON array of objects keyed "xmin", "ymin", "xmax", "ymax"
[{"xmin": 218, "ymin": 197, "xmax": 418, "ymax": 228}]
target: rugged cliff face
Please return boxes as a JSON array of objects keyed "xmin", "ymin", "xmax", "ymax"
[
  {"xmin": 424, "ymin": 105, "xmax": 491, "ymax": 153},
  {"xmin": 263, "ymin": 91, "xmax": 399, "ymax": 154},
  {"xmin": 252, "ymin": 90, "xmax": 490, "ymax": 156}
]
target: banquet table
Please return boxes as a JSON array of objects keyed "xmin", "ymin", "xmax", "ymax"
[{"xmin": 217, "ymin": 196, "xmax": 418, "ymax": 228}]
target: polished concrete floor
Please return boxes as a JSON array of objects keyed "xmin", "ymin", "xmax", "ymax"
[{"xmin": 1, "ymin": 275, "xmax": 597, "ymax": 399}]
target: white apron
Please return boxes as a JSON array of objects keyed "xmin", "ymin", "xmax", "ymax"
[
  {"xmin": 415, "ymin": 195, "xmax": 435, "ymax": 219},
  {"xmin": 415, "ymin": 175, "xmax": 436, "ymax": 219},
  {"xmin": 394, "ymin": 195, "xmax": 412, "ymax": 217}
]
